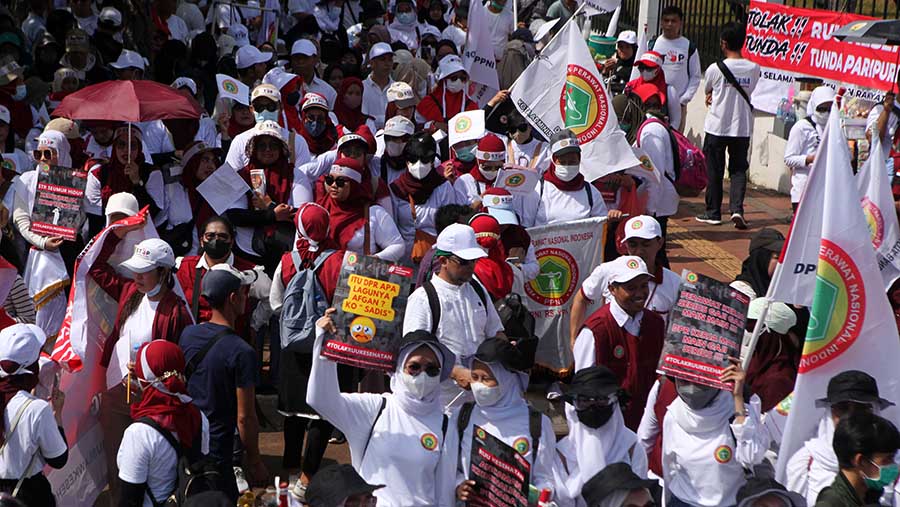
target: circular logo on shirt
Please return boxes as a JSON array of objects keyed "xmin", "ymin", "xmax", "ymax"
[
  {"xmin": 454, "ymin": 116, "xmax": 472, "ymax": 134},
  {"xmin": 802, "ymin": 240, "xmax": 865, "ymax": 373},
  {"xmin": 421, "ymin": 433, "xmax": 438, "ymax": 451},
  {"xmin": 861, "ymin": 196, "xmax": 885, "ymax": 248},
  {"xmin": 714, "ymin": 445, "xmax": 733, "ymax": 464},
  {"xmin": 775, "ymin": 392, "xmax": 794, "ymax": 416},
  {"xmin": 638, "ymin": 154, "xmax": 654, "ymax": 172},
  {"xmin": 0, "ymin": 158, "xmax": 13, "ymax": 173},
  {"xmin": 503, "ymin": 173, "xmax": 526, "ymax": 188},
  {"xmin": 222, "ymin": 79, "xmax": 239, "ymax": 94},
  {"xmin": 630, "ymin": 220, "xmax": 644, "ymax": 230},
  {"xmin": 613, "ymin": 345, "xmax": 625, "ymax": 359},
  {"xmin": 346, "ymin": 253, "xmax": 358, "ymax": 265},
  {"xmin": 349, "ymin": 316, "xmax": 376, "ymax": 343},
  {"xmin": 475, "ymin": 427, "xmax": 487, "ymax": 440},
  {"xmin": 559, "ymin": 64, "xmax": 610, "ymax": 143},
  {"xmin": 626, "ymin": 259, "xmax": 640, "ymax": 269},
  {"xmin": 525, "ymin": 247, "xmax": 579, "ymax": 307},
  {"xmin": 685, "ymin": 272, "xmax": 699, "ymax": 284},
  {"xmin": 513, "ymin": 437, "xmax": 530, "ymax": 456}
]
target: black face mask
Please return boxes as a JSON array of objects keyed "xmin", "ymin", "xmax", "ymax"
[
  {"xmin": 203, "ymin": 239, "xmax": 231, "ymax": 260},
  {"xmin": 576, "ymin": 405, "xmax": 615, "ymax": 429}
]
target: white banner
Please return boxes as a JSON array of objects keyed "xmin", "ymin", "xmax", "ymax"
[
  {"xmin": 524, "ymin": 217, "xmax": 606, "ymax": 371},
  {"xmin": 856, "ymin": 135, "xmax": 900, "ymax": 290},
  {"xmin": 462, "ymin": 0, "xmax": 499, "ymax": 91},
  {"xmin": 511, "ymin": 20, "xmax": 639, "ymax": 181}
]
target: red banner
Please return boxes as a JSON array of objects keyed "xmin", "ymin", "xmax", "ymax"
[{"xmin": 743, "ymin": 1, "xmax": 900, "ymax": 94}]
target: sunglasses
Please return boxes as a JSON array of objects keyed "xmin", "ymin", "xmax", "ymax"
[
  {"xmin": 342, "ymin": 145, "xmax": 365, "ymax": 158},
  {"xmin": 252, "ymin": 101, "xmax": 279, "ymax": 112},
  {"xmin": 406, "ymin": 361, "xmax": 441, "ymax": 377},
  {"xmin": 573, "ymin": 394, "xmax": 617, "ymax": 411},
  {"xmin": 407, "ymin": 154, "xmax": 435, "ymax": 164},
  {"xmin": 33, "ymin": 149, "xmax": 54, "ymax": 160},
  {"xmin": 449, "ymin": 255, "xmax": 474, "ymax": 267},
  {"xmin": 256, "ymin": 140, "xmax": 281, "ymax": 151},
  {"xmin": 325, "ymin": 175, "xmax": 350, "ymax": 188},
  {"xmin": 508, "ymin": 124, "xmax": 529, "ymax": 134}
]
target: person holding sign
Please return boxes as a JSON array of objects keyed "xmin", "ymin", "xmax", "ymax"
[
  {"xmin": 572, "ymin": 256, "xmax": 664, "ymax": 430},
  {"xmin": 307, "ymin": 324, "xmax": 458, "ymax": 507},
  {"xmin": 454, "ymin": 338, "xmax": 559, "ymax": 504},
  {"xmin": 660, "ymin": 359, "xmax": 767, "ymax": 507},
  {"xmin": 533, "ymin": 129, "xmax": 608, "ymax": 227}
]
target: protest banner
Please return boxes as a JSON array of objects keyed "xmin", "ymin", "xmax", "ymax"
[
  {"xmin": 524, "ymin": 217, "xmax": 606, "ymax": 372},
  {"xmin": 323, "ymin": 252, "xmax": 414, "ymax": 371},
  {"xmin": 742, "ymin": 1, "xmax": 898, "ymax": 112},
  {"xmin": 30, "ymin": 163, "xmax": 87, "ymax": 241},
  {"xmin": 657, "ymin": 270, "xmax": 749, "ymax": 389},
  {"xmin": 495, "ymin": 165, "xmax": 539, "ymax": 196},
  {"xmin": 468, "ymin": 425, "xmax": 531, "ymax": 507}
]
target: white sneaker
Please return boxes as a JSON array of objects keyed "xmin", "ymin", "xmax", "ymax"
[
  {"xmin": 234, "ymin": 466, "xmax": 250, "ymax": 493},
  {"xmin": 546, "ymin": 382, "xmax": 563, "ymax": 401},
  {"xmin": 290, "ymin": 478, "xmax": 308, "ymax": 501},
  {"xmin": 731, "ymin": 213, "xmax": 748, "ymax": 230}
]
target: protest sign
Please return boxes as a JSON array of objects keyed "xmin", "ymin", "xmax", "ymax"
[
  {"xmin": 323, "ymin": 253, "xmax": 414, "ymax": 371},
  {"xmin": 743, "ymin": 1, "xmax": 898, "ymax": 112},
  {"xmin": 495, "ymin": 165, "xmax": 539, "ymax": 195},
  {"xmin": 468, "ymin": 425, "xmax": 531, "ymax": 507},
  {"xmin": 30, "ymin": 163, "xmax": 87, "ymax": 241},
  {"xmin": 658, "ymin": 270, "xmax": 750, "ymax": 389},
  {"xmin": 524, "ymin": 217, "xmax": 606, "ymax": 372},
  {"xmin": 197, "ymin": 164, "xmax": 251, "ymax": 214}
]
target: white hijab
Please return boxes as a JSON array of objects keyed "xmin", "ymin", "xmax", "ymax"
[
  {"xmin": 667, "ymin": 388, "xmax": 734, "ymax": 434},
  {"xmin": 36, "ymin": 130, "xmax": 73, "ymax": 168},
  {"xmin": 474, "ymin": 361, "xmax": 528, "ymax": 421},
  {"xmin": 560, "ymin": 403, "xmax": 637, "ymax": 499},
  {"xmin": 388, "ymin": 342, "xmax": 447, "ymax": 417}
]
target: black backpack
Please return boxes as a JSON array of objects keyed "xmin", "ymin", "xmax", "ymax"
[
  {"xmin": 456, "ymin": 401, "xmax": 543, "ymax": 461},
  {"xmin": 422, "ymin": 279, "xmax": 535, "ymax": 341},
  {"xmin": 137, "ymin": 417, "xmax": 222, "ymax": 506}
]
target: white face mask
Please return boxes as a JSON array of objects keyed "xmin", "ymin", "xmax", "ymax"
[
  {"xmin": 386, "ymin": 140, "xmax": 406, "ymax": 158},
  {"xmin": 399, "ymin": 370, "xmax": 440, "ymax": 399},
  {"xmin": 813, "ymin": 110, "xmax": 829, "ymax": 126},
  {"xmin": 554, "ymin": 164, "xmax": 580, "ymax": 182},
  {"xmin": 445, "ymin": 78, "xmax": 465, "ymax": 93},
  {"xmin": 479, "ymin": 167, "xmax": 498, "ymax": 180},
  {"xmin": 471, "ymin": 382, "xmax": 503, "ymax": 407},
  {"xmin": 408, "ymin": 160, "xmax": 433, "ymax": 179},
  {"xmin": 641, "ymin": 69, "xmax": 658, "ymax": 81}
]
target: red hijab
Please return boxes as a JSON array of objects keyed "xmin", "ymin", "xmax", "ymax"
[
  {"xmin": 0, "ymin": 86, "xmax": 33, "ymax": 140},
  {"xmin": 280, "ymin": 202, "xmax": 343, "ymax": 298},
  {"xmin": 469, "ymin": 213, "xmax": 513, "ymax": 301},
  {"xmin": 180, "ymin": 143, "xmax": 218, "ymax": 235},
  {"xmin": 240, "ymin": 133, "xmax": 294, "ymax": 205},
  {"xmin": 131, "ymin": 340, "xmax": 202, "ymax": 448},
  {"xmin": 316, "ymin": 157, "xmax": 371, "ymax": 248},
  {"xmin": 333, "ymin": 77, "xmax": 371, "ymax": 131},
  {"xmin": 299, "ymin": 97, "xmax": 338, "ymax": 156},
  {"xmin": 93, "ymin": 127, "xmax": 149, "ymax": 207}
]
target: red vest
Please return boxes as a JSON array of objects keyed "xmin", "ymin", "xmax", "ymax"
[
  {"xmin": 177, "ymin": 254, "xmax": 257, "ymax": 323},
  {"xmin": 583, "ymin": 304, "xmax": 665, "ymax": 431}
]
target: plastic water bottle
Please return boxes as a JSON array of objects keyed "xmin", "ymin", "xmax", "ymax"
[{"xmin": 537, "ymin": 488, "xmax": 558, "ymax": 507}]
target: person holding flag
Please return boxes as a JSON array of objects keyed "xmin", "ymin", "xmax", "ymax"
[{"xmin": 533, "ymin": 129, "xmax": 608, "ymax": 226}]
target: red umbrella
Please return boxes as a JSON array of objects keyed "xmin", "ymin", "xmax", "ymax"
[{"xmin": 52, "ymin": 80, "xmax": 203, "ymax": 122}]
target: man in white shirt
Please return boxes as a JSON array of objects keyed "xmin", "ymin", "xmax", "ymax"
[
  {"xmin": 651, "ymin": 6, "xmax": 700, "ymax": 131},
  {"xmin": 403, "ymin": 223, "xmax": 504, "ymax": 409},
  {"xmin": 235, "ymin": 45, "xmax": 273, "ymax": 88},
  {"xmin": 290, "ymin": 39, "xmax": 338, "ymax": 109},
  {"xmin": 362, "ymin": 43, "xmax": 395, "ymax": 130},
  {"xmin": 696, "ymin": 22, "xmax": 759, "ymax": 230},
  {"xmin": 70, "ymin": 0, "xmax": 98, "ymax": 35},
  {"xmin": 485, "ymin": 0, "xmax": 514, "ymax": 60}
]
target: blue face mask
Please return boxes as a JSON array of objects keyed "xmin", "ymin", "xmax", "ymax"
[
  {"xmin": 455, "ymin": 144, "xmax": 476, "ymax": 162},
  {"xmin": 305, "ymin": 119, "xmax": 325, "ymax": 137},
  {"xmin": 254, "ymin": 110, "xmax": 279, "ymax": 123},
  {"xmin": 12, "ymin": 85, "xmax": 26, "ymax": 101},
  {"xmin": 396, "ymin": 11, "xmax": 417, "ymax": 25}
]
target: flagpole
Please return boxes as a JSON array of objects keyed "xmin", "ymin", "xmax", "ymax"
[
  {"xmin": 506, "ymin": 6, "xmax": 587, "ymax": 95},
  {"xmin": 740, "ymin": 261, "xmax": 783, "ymax": 371}
]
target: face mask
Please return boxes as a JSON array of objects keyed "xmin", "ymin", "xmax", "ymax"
[
  {"xmin": 641, "ymin": 69, "xmax": 658, "ymax": 81},
  {"xmin": 12, "ymin": 85, "xmax": 26, "ymax": 101},
  {"xmin": 813, "ymin": 110, "xmax": 828, "ymax": 126},
  {"xmin": 386, "ymin": 141, "xmax": 406, "ymax": 158},
  {"xmin": 479, "ymin": 167, "xmax": 498, "ymax": 180},
  {"xmin": 471, "ymin": 382, "xmax": 504, "ymax": 407},
  {"xmin": 677, "ymin": 382, "xmax": 719, "ymax": 410},
  {"xmin": 864, "ymin": 460, "xmax": 900, "ymax": 490},
  {"xmin": 445, "ymin": 78, "xmax": 465, "ymax": 93},
  {"xmin": 399, "ymin": 370, "xmax": 440, "ymax": 399},
  {"xmin": 554, "ymin": 164, "xmax": 580, "ymax": 182},
  {"xmin": 254, "ymin": 110, "xmax": 279, "ymax": 123},
  {"xmin": 489, "ymin": 0, "xmax": 505, "ymax": 9},
  {"xmin": 203, "ymin": 239, "xmax": 231, "ymax": 259},
  {"xmin": 576, "ymin": 405, "xmax": 615, "ymax": 429},
  {"xmin": 146, "ymin": 281, "xmax": 164, "ymax": 298},
  {"xmin": 408, "ymin": 160, "xmax": 432, "ymax": 179},
  {"xmin": 455, "ymin": 145, "xmax": 476, "ymax": 162},
  {"xmin": 343, "ymin": 94, "xmax": 362, "ymax": 109},
  {"xmin": 305, "ymin": 119, "xmax": 325, "ymax": 137},
  {"xmin": 396, "ymin": 11, "xmax": 417, "ymax": 25}
]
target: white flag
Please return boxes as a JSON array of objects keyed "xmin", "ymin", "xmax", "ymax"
[
  {"xmin": 773, "ymin": 104, "xmax": 900, "ymax": 482},
  {"xmin": 216, "ymin": 74, "xmax": 250, "ymax": 106},
  {"xmin": 630, "ymin": 24, "xmax": 649, "ymax": 81},
  {"xmin": 462, "ymin": 0, "xmax": 499, "ymax": 91},
  {"xmin": 579, "ymin": 0, "xmax": 621, "ymax": 16},
  {"xmin": 510, "ymin": 20, "xmax": 639, "ymax": 181},
  {"xmin": 856, "ymin": 135, "xmax": 900, "ymax": 290}
]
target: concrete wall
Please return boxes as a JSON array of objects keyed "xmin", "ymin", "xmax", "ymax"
[{"xmin": 682, "ymin": 78, "xmax": 792, "ymax": 195}]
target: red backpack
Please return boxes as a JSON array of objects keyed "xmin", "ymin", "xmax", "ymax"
[{"xmin": 637, "ymin": 117, "xmax": 708, "ymax": 197}]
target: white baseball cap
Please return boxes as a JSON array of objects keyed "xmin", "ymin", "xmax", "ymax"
[
  {"xmin": 110, "ymin": 49, "xmax": 146, "ymax": 70},
  {"xmin": 251, "ymin": 83, "xmax": 281, "ymax": 103},
  {"xmin": 0, "ymin": 324, "xmax": 45, "ymax": 375},
  {"xmin": 236, "ymin": 45, "xmax": 273, "ymax": 70},
  {"xmin": 0, "ymin": 105, "xmax": 9, "ymax": 124},
  {"xmin": 228, "ymin": 23, "xmax": 250, "ymax": 48},
  {"xmin": 606, "ymin": 255, "xmax": 650, "ymax": 285},
  {"xmin": 252, "ymin": 120, "xmax": 287, "ymax": 144},
  {"xmin": 616, "ymin": 30, "xmax": 637, "ymax": 45},
  {"xmin": 291, "ymin": 39, "xmax": 318, "ymax": 56},
  {"xmin": 209, "ymin": 263, "xmax": 258, "ymax": 285},
  {"xmin": 436, "ymin": 54, "xmax": 466, "ymax": 82},
  {"xmin": 369, "ymin": 42, "xmax": 394, "ymax": 60},
  {"xmin": 99, "ymin": 6, "xmax": 123, "ymax": 27},
  {"xmin": 435, "ymin": 223, "xmax": 487, "ymax": 261},
  {"xmin": 105, "ymin": 192, "xmax": 139, "ymax": 219},
  {"xmin": 623, "ymin": 215, "xmax": 662, "ymax": 241},
  {"xmin": 301, "ymin": 92, "xmax": 329, "ymax": 112},
  {"xmin": 120, "ymin": 238, "xmax": 176, "ymax": 273},
  {"xmin": 386, "ymin": 81, "xmax": 417, "ymax": 108},
  {"xmin": 384, "ymin": 116, "xmax": 415, "ymax": 137},
  {"xmin": 483, "ymin": 188, "xmax": 518, "ymax": 225},
  {"xmin": 171, "ymin": 77, "xmax": 197, "ymax": 96}
]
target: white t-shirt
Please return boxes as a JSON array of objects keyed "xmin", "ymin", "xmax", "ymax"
[
  {"xmin": 0, "ymin": 392, "xmax": 67, "ymax": 479},
  {"xmin": 637, "ymin": 121, "xmax": 680, "ymax": 217},
  {"xmin": 485, "ymin": 7, "xmax": 514, "ymax": 60},
  {"xmin": 533, "ymin": 179, "xmax": 608, "ymax": 226},
  {"xmin": 453, "ymin": 174, "xmax": 540, "ymax": 226},
  {"xmin": 344, "ymin": 204, "xmax": 406, "ymax": 262},
  {"xmin": 866, "ymin": 101, "xmax": 900, "ymax": 174},
  {"xmin": 506, "ymin": 137, "xmax": 552, "ymax": 174},
  {"xmin": 224, "ymin": 126, "xmax": 313, "ymax": 175},
  {"xmin": 106, "ymin": 297, "xmax": 158, "ymax": 390},
  {"xmin": 703, "ymin": 59, "xmax": 760, "ymax": 138},
  {"xmin": 651, "ymin": 35, "xmax": 702, "ymax": 105},
  {"xmin": 784, "ymin": 118, "xmax": 821, "ymax": 203},
  {"xmin": 117, "ymin": 413, "xmax": 210, "ymax": 507},
  {"xmin": 362, "ymin": 76, "xmax": 395, "ymax": 131}
]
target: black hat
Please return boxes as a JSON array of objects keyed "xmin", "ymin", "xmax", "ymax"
[
  {"xmin": 395, "ymin": 330, "xmax": 455, "ymax": 381},
  {"xmin": 748, "ymin": 228, "xmax": 784, "ymax": 255},
  {"xmin": 306, "ymin": 464, "xmax": 384, "ymax": 507},
  {"xmin": 581, "ymin": 463, "xmax": 657, "ymax": 506},
  {"xmin": 736, "ymin": 477, "xmax": 796, "ymax": 507},
  {"xmin": 473, "ymin": 337, "xmax": 537, "ymax": 373},
  {"xmin": 814, "ymin": 370, "xmax": 894, "ymax": 409},
  {"xmin": 563, "ymin": 366, "xmax": 622, "ymax": 401}
]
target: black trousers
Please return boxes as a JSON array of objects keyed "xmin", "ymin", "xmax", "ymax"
[
  {"xmin": 0, "ymin": 473, "xmax": 55, "ymax": 506},
  {"xmin": 282, "ymin": 416, "xmax": 334, "ymax": 476},
  {"xmin": 703, "ymin": 133, "xmax": 751, "ymax": 219}
]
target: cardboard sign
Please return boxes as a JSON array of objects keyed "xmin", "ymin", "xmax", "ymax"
[
  {"xmin": 657, "ymin": 270, "xmax": 750, "ymax": 389},
  {"xmin": 323, "ymin": 252, "xmax": 414, "ymax": 371},
  {"xmin": 495, "ymin": 165, "xmax": 539, "ymax": 195},
  {"xmin": 468, "ymin": 425, "xmax": 531, "ymax": 507},
  {"xmin": 30, "ymin": 164, "xmax": 87, "ymax": 241}
]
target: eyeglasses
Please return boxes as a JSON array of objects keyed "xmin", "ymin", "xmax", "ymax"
[
  {"xmin": 406, "ymin": 361, "xmax": 441, "ymax": 377},
  {"xmin": 344, "ymin": 496, "xmax": 378, "ymax": 507},
  {"xmin": 252, "ymin": 100, "xmax": 279, "ymax": 112},
  {"xmin": 449, "ymin": 256, "xmax": 474, "ymax": 267},
  {"xmin": 573, "ymin": 394, "xmax": 617, "ymax": 411},
  {"xmin": 255, "ymin": 140, "xmax": 281, "ymax": 151},
  {"xmin": 32, "ymin": 149, "xmax": 54, "ymax": 161},
  {"xmin": 508, "ymin": 124, "xmax": 529, "ymax": 134},
  {"xmin": 203, "ymin": 232, "xmax": 231, "ymax": 242},
  {"xmin": 342, "ymin": 145, "xmax": 365, "ymax": 158},
  {"xmin": 325, "ymin": 175, "xmax": 350, "ymax": 188}
]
